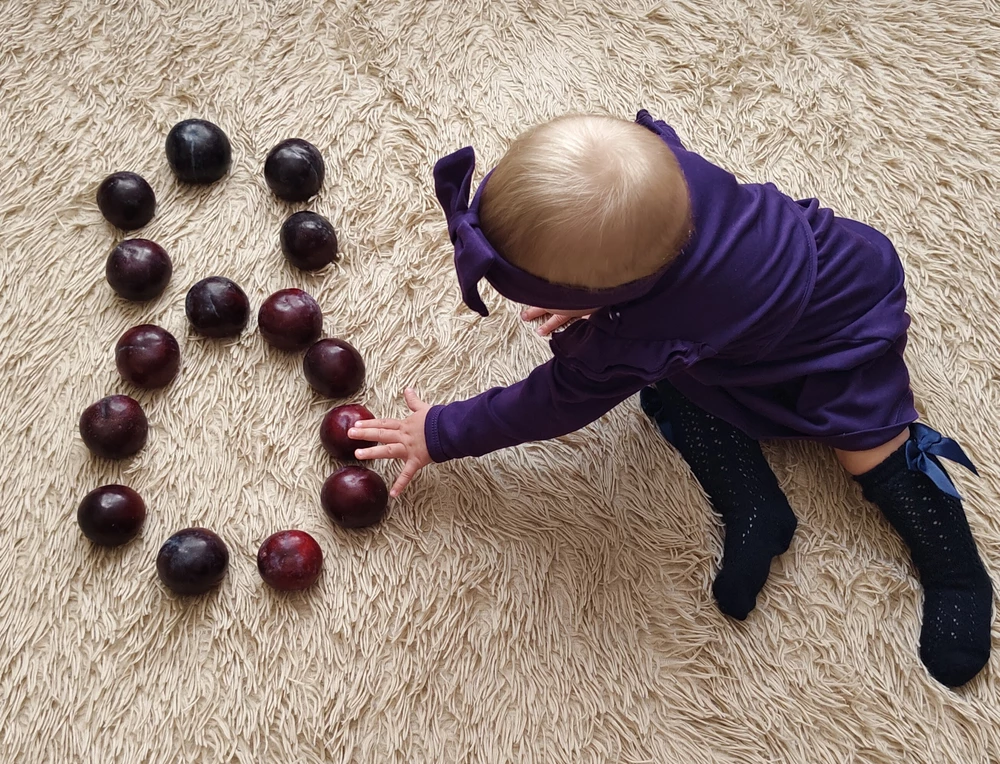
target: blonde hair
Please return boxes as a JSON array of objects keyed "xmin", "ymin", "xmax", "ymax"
[{"xmin": 479, "ymin": 114, "xmax": 691, "ymax": 290}]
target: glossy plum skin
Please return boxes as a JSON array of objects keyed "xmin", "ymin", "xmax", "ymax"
[
  {"xmin": 320, "ymin": 404, "xmax": 377, "ymax": 460},
  {"xmin": 165, "ymin": 119, "xmax": 232, "ymax": 184},
  {"xmin": 96, "ymin": 172, "xmax": 156, "ymax": 230},
  {"xmin": 79, "ymin": 395, "xmax": 148, "ymax": 460},
  {"xmin": 321, "ymin": 466, "xmax": 389, "ymax": 529},
  {"xmin": 115, "ymin": 325, "xmax": 180, "ymax": 389},
  {"xmin": 77, "ymin": 485, "xmax": 146, "ymax": 546},
  {"xmin": 304, "ymin": 338, "xmax": 365, "ymax": 398},
  {"xmin": 264, "ymin": 139, "xmax": 325, "ymax": 202},
  {"xmin": 156, "ymin": 528, "xmax": 229, "ymax": 595},
  {"xmin": 258, "ymin": 288, "xmax": 322, "ymax": 351},
  {"xmin": 105, "ymin": 239, "xmax": 172, "ymax": 301},
  {"xmin": 185, "ymin": 277, "xmax": 250, "ymax": 337},
  {"xmin": 280, "ymin": 211, "xmax": 338, "ymax": 271},
  {"xmin": 257, "ymin": 530, "xmax": 323, "ymax": 591}
]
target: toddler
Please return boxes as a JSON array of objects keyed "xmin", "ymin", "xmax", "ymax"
[{"xmin": 349, "ymin": 110, "xmax": 993, "ymax": 688}]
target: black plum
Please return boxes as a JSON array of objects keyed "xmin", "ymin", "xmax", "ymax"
[
  {"xmin": 96, "ymin": 172, "xmax": 156, "ymax": 230},
  {"xmin": 115, "ymin": 324, "xmax": 180, "ymax": 389},
  {"xmin": 321, "ymin": 466, "xmax": 389, "ymax": 529},
  {"xmin": 77, "ymin": 485, "xmax": 146, "ymax": 546},
  {"xmin": 304, "ymin": 338, "xmax": 365, "ymax": 398},
  {"xmin": 79, "ymin": 395, "xmax": 148, "ymax": 460},
  {"xmin": 320, "ymin": 403, "xmax": 376, "ymax": 460},
  {"xmin": 185, "ymin": 277, "xmax": 250, "ymax": 338},
  {"xmin": 264, "ymin": 139, "xmax": 325, "ymax": 202},
  {"xmin": 257, "ymin": 530, "xmax": 323, "ymax": 591},
  {"xmin": 105, "ymin": 239, "xmax": 172, "ymax": 301},
  {"xmin": 280, "ymin": 211, "xmax": 338, "ymax": 271},
  {"xmin": 165, "ymin": 119, "xmax": 232, "ymax": 184},
  {"xmin": 258, "ymin": 288, "xmax": 323, "ymax": 351},
  {"xmin": 156, "ymin": 528, "xmax": 229, "ymax": 595}
]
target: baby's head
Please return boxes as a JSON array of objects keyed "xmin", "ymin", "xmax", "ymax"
[{"xmin": 479, "ymin": 114, "xmax": 691, "ymax": 293}]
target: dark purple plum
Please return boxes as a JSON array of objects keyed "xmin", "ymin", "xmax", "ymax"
[
  {"xmin": 79, "ymin": 395, "xmax": 148, "ymax": 460},
  {"xmin": 320, "ymin": 404, "xmax": 376, "ymax": 460},
  {"xmin": 304, "ymin": 338, "xmax": 365, "ymax": 398},
  {"xmin": 105, "ymin": 239, "xmax": 172, "ymax": 301},
  {"xmin": 257, "ymin": 530, "xmax": 323, "ymax": 591},
  {"xmin": 280, "ymin": 211, "xmax": 338, "ymax": 271},
  {"xmin": 165, "ymin": 119, "xmax": 232, "ymax": 184},
  {"xmin": 258, "ymin": 288, "xmax": 322, "ymax": 351},
  {"xmin": 264, "ymin": 139, "xmax": 325, "ymax": 202},
  {"xmin": 96, "ymin": 172, "xmax": 156, "ymax": 230},
  {"xmin": 321, "ymin": 466, "xmax": 389, "ymax": 529},
  {"xmin": 185, "ymin": 277, "xmax": 250, "ymax": 338},
  {"xmin": 115, "ymin": 324, "xmax": 180, "ymax": 389},
  {"xmin": 77, "ymin": 485, "xmax": 146, "ymax": 546},
  {"xmin": 156, "ymin": 528, "xmax": 229, "ymax": 595}
]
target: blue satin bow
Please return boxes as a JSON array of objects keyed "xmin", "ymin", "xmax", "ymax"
[{"xmin": 905, "ymin": 423, "xmax": 978, "ymax": 499}]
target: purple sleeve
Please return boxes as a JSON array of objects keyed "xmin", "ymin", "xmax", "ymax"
[{"xmin": 424, "ymin": 358, "xmax": 649, "ymax": 462}]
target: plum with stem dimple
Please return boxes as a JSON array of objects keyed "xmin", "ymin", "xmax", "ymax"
[
  {"xmin": 115, "ymin": 325, "xmax": 180, "ymax": 388},
  {"xmin": 257, "ymin": 530, "xmax": 323, "ymax": 591},
  {"xmin": 77, "ymin": 485, "xmax": 146, "ymax": 546},
  {"xmin": 165, "ymin": 119, "xmax": 232, "ymax": 184},
  {"xmin": 304, "ymin": 338, "xmax": 365, "ymax": 398},
  {"xmin": 185, "ymin": 277, "xmax": 250, "ymax": 337},
  {"xmin": 156, "ymin": 528, "xmax": 229, "ymax": 595},
  {"xmin": 321, "ymin": 467, "xmax": 389, "ymax": 529},
  {"xmin": 280, "ymin": 211, "xmax": 338, "ymax": 271},
  {"xmin": 105, "ymin": 239, "xmax": 172, "ymax": 301},
  {"xmin": 258, "ymin": 288, "xmax": 323, "ymax": 351},
  {"xmin": 264, "ymin": 139, "xmax": 325, "ymax": 202},
  {"xmin": 79, "ymin": 395, "xmax": 148, "ymax": 460},
  {"xmin": 97, "ymin": 172, "xmax": 156, "ymax": 230}
]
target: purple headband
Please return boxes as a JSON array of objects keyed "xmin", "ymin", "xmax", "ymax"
[{"xmin": 432, "ymin": 146, "xmax": 664, "ymax": 317}]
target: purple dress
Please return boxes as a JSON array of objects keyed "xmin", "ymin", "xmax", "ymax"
[{"xmin": 424, "ymin": 111, "xmax": 918, "ymax": 463}]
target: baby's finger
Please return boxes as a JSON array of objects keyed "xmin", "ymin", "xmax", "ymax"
[
  {"xmin": 353, "ymin": 443, "xmax": 399, "ymax": 460},
  {"xmin": 537, "ymin": 315, "xmax": 569, "ymax": 336},
  {"xmin": 390, "ymin": 461, "xmax": 420, "ymax": 497},
  {"xmin": 521, "ymin": 306, "xmax": 549, "ymax": 321},
  {"xmin": 403, "ymin": 387, "xmax": 426, "ymax": 412},
  {"xmin": 349, "ymin": 426, "xmax": 402, "ymax": 444},
  {"xmin": 352, "ymin": 418, "xmax": 400, "ymax": 431}
]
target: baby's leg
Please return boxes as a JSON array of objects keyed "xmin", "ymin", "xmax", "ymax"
[
  {"xmin": 641, "ymin": 381, "xmax": 797, "ymax": 620},
  {"xmin": 839, "ymin": 427, "xmax": 993, "ymax": 687}
]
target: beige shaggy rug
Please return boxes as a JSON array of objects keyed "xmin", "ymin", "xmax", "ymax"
[{"xmin": 2, "ymin": 0, "xmax": 999, "ymax": 761}]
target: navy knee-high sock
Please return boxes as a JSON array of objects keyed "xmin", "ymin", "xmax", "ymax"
[
  {"xmin": 855, "ymin": 433, "xmax": 993, "ymax": 687},
  {"xmin": 641, "ymin": 382, "xmax": 797, "ymax": 620}
]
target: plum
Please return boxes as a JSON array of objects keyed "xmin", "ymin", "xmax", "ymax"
[
  {"xmin": 185, "ymin": 276, "xmax": 250, "ymax": 338},
  {"xmin": 165, "ymin": 119, "xmax": 232, "ymax": 184},
  {"xmin": 304, "ymin": 338, "xmax": 365, "ymax": 398},
  {"xmin": 264, "ymin": 139, "xmax": 325, "ymax": 202},
  {"xmin": 257, "ymin": 530, "xmax": 323, "ymax": 591},
  {"xmin": 77, "ymin": 485, "xmax": 146, "ymax": 546},
  {"xmin": 156, "ymin": 528, "xmax": 229, "ymax": 595},
  {"xmin": 105, "ymin": 239, "xmax": 172, "ymax": 301},
  {"xmin": 280, "ymin": 211, "xmax": 338, "ymax": 271},
  {"xmin": 115, "ymin": 324, "xmax": 180, "ymax": 389},
  {"xmin": 321, "ymin": 466, "xmax": 389, "ymax": 529},
  {"xmin": 258, "ymin": 288, "xmax": 322, "ymax": 351},
  {"xmin": 96, "ymin": 172, "xmax": 156, "ymax": 230},
  {"xmin": 320, "ymin": 403, "xmax": 377, "ymax": 460},
  {"xmin": 79, "ymin": 395, "xmax": 148, "ymax": 460}
]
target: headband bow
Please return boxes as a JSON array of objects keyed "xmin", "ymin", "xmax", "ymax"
[{"xmin": 432, "ymin": 146, "xmax": 664, "ymax": 317}]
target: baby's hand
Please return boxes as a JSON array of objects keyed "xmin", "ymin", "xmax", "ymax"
[
  {"xmin": 349, "ymin": 388, "xmax": 432, "ymax": 498},
  {"xmin": 521, "ymin": 306, "xmax": 590, "ymax": 337}
]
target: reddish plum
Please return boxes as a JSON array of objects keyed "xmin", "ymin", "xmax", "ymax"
[
  {"xmin": 79, "ymin": 395, "xmax": 148, "ymax": 460},
  {"xmin": 105, "ymin": 239, "xmax": 172, "ymax": 301},
  {"xmin": 304, "ymin": 338, "xmax": 365, "ymax": 398},
  {"xmin": 257, "ymin": 530, "xmax": 323, "ymax": 591},
  {"xmin": 264, "ymin": 139, "xmax": 325, "ymax": 202},
  {"xmin": 77, "ymin": 485, "xmax": 146, "ymax": 546},
  {"xmin": 185, "ymin": 276, "xmax": 250, "ymax": 337},
  {"xmin": 280, "ymin": 211, "xmax": 338, "ymax": 271},
  {"xmin": 320, "ymin": 404, "xmax": 376, "ymax": 460},
  {"xmin": 321, "ymin": 466, "xmax": 389, "ymax": 529},
  {"xmin": 165, "ymin": 119, "xmax": 232, "ymax": 184},
  {"xmin": 96, "ymin": 172, "xmax": 156, "ymax": 230},
  {"xmin": 258, "ymin": 288, "xmax": 322, "ymax": 351},
  {"xmin": 115, "ymin": 325, "xmax": 180, "ymax": 389},
  {"xmin": 156, "ymin": 528, "xmax": 229, "ymax": 595}
]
